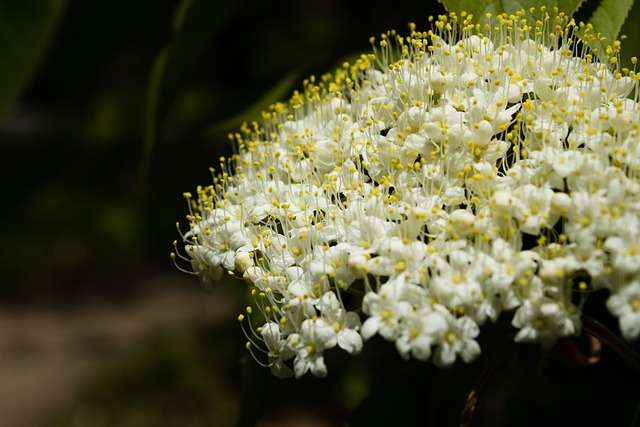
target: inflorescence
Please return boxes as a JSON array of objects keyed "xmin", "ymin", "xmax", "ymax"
[{"xmin": 173, "ymin": 7, "xmax": 640, "ymax": 378}]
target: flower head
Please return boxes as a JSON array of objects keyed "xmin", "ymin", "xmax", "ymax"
[{"xmin": 174, "ymin": 8, "xmax": 640, "ymax": 377}]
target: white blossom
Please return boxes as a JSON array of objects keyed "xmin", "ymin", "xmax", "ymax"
[
  {"xmin": 287, "ymin": 318, "xmax": 337, "ymax": 378},
  {"xmin": 429, "ymin": 305, "xmax": 481, "ymax": 367},
  {"xmin": 319, "ymin": 291, "xmax": 363, "ymax": 354},
  {"xmin": 512, "ymin": 298, "xmax": 581, "ymax": 347},
  {"xmin": 606, "ymin": 281, "xmax": 640, "ymax": 340},
  {"xmin": 174, "ymin": 9, "xmax": 640, "ymax": 377},
  {"xmin": 260, "ymin": 322, "xmax": 295, "ymax": 378}
]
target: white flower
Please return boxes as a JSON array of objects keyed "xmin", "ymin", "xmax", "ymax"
[
  {"xmin": 366, "ymin": 237, "xmax": 428, "ymax": 279},
  {"xmin": 512, "ymin": 298, "xmax": 581, "ymax": 347},
  {"xmin": 184, "ymin": 243, "xmax": 232, "ymax": 287},
  {"xmin": 429, "ymin": 305, "xmax": 481, "ymax": 368},
  {"xmin": 260, "ymin": 322, "xmax": 294, "ymax": 378},
  {"xmin": 448, "ymin": 209, "xmax": 475, "ymax": 237},
  {"xmin": 604, "ymin": 235, "xmax": 640, "ymax": 276},
  {"xmin": 513, "ymin": 184, "xmax": 557, "ymax": 235},
  {"xmin": 319, "ymin": 292, "xmax": 363, "ymax": 354},
  {"xmin": 431, "ymin": 249, "xmax": 484, "ymax": 312},
  {"xmin": 175, "ymin": 9, "xmax": 640, "ymax": 377},
  {"xmin": 361, "ymin": 279, "xmax": 414, "ymax": 340},
  {"xmin": 306, "ymin": 243, "xmax": 357, "ymax": 289},
  {"xmin": 394, "ymin": 308, "xmax": 437, "ymax": 362},
  {"xmin": 606, "ymin": 281, "xmax": 640, "ymax": 340},
  {"xmin": 287, "ymin": 318, "xmax": 337, "ymax": 378}
]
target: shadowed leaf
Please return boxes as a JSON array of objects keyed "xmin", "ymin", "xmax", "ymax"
[
  {"xmin": 207, "ymin": 70, "xmax": 302, "ymax": 135},
  {"xmin": 142, "ymin": 0, "xmax": 239, "ymax": 186},
  {"xmin": 0, "ymin": 0, "xmax": 65, "ymax": 120}
]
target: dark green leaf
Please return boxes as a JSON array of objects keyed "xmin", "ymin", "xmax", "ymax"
[
  {"xmin": 581, "ymin": 0, "xmax": 635, "ymax": 46},
  {"xmin": 206, "ymin": 71, "xmax": 302, "ymax": 135},
  {"xmin": 142, "ymin": 0, "xmax": 239, "ymax": 185},
  {"xmin": 0, "ymin": 0, "xmax": 66, "ymax": 120},
  {"xmin": 618, "ymin": 0, "xmax": 640, "ymax": 68}
]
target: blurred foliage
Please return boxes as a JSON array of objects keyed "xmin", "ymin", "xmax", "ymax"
[
  {"xmin": 142, "ymin": 0, "xmax": 239, "ymax": 185},
  {"xmin": 0, "ymin": 0, "xmax": 66, "ymax": 119}
]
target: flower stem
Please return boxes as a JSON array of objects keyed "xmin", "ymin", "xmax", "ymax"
[
  {"xmin": 459, "ymin": 340, "xmax": 514, "ymax": 427},
  {"xmin": 581, "ymin": 315, "xmax": 640, "ymax": 378}
]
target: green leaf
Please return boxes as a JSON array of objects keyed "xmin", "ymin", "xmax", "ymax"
[
  {"xmin": 437, "ymin": 0, "xmax": 586, "ymax": 23},
  {"xmin": 0, "ymin": 0, "xmax": 66, "ymax": 120},
  {"xmin": 206, "ymin": 71, "xmax": 302, "ymax": 135},
  {"xmin": 581, "ymin": 0, "xmax": 635, "ymax": 45},
  {"xmin": 618, "ymin": 0, "xmax": 640, "ymax": 67},
  {"xmin": 206, "ymin": 50, "xmax": 371, "ymax": 136},
  {"xmin": 142, "ymin": 0, "xmax": 239, "ymax": 186}
]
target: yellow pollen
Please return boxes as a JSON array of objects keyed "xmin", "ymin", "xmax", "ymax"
[{"xmin": 380, "ymin": 309, "xmax": 394, "ymax": 320}]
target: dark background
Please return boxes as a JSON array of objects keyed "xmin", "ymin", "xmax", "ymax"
[{"xmin": 1, "ymin": 1, "xmax": 639, "ymax": 426}]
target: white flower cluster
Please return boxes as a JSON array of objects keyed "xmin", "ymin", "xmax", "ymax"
[{"xmin": 174, "ymin": 9, "xmax": 640, "ymax": 378}]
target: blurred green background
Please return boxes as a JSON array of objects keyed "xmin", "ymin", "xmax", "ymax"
[{"xmin": 2, "ymin": 0, "xmax": 640, "ymax": 426}]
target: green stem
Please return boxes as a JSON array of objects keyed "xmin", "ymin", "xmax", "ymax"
[
  {"xmin": 459, "ymin": 340, "xmax": 514, "ymax": 427},
  {"xmin": 581, "ymin": 315, "xmax": 640, "ymax": 378},
  {"xmin": 343, "ymin": 286, "xmax": 366, "ymax": 297}
]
